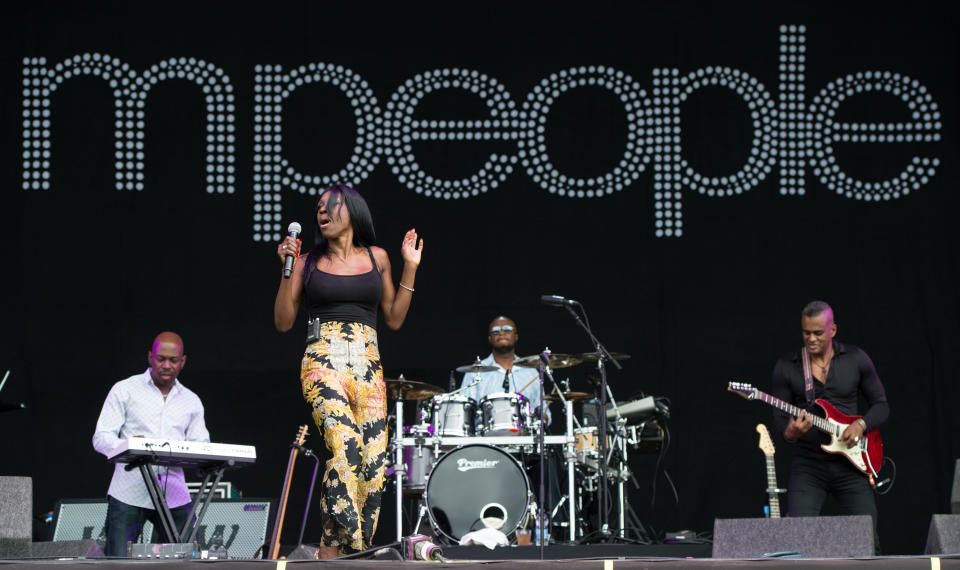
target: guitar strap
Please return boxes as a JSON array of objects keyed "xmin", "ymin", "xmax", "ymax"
[{"xmin": 800, "ymin": 347, "xmax": 815, "ymax": 409}]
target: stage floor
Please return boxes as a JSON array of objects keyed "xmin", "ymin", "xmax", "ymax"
[{"xmin": 2, "ymin": 545, "xmax": 959, "ymax": 569}]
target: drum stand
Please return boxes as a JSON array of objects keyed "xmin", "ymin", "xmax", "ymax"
[
  {"xmin": 393, "ymin": 389, "xmax": 406, "ymax": 543},
  {"xmin": 412, "ymin": 503, "xmax": 429, "ymax": 535},
  {"xmin": 536, "ymin": 355, "xmax": 579, "ymax": 543}
]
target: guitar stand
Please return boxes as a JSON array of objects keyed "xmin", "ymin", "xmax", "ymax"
[{"xmin": 291, "ymin": 445, "xmax": 322, "ymax": 547}]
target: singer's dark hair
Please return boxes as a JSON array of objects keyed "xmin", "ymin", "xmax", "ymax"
[
  {"xmin": 303, "ymin": 185, "xmax": 377, "ymax": 278},
  {"xmin": 801, "ymin": 300, "xmax": 833, "ymax": 319}
]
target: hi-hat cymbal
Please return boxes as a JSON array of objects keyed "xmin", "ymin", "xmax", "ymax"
[
  {"xmin": 385, "ymin": 377, "xmax": 444, "ymax": 400},
  {"xmin": 545, "ymin": 391, "xmax": 594, "ymax": 402},
  {"xmin": 514, "ymin": 353, "xmax": 583, "ymax": 369},
  {"xmin": 577, "ymin": 351, "xmax": 632, "ymax": 362}
]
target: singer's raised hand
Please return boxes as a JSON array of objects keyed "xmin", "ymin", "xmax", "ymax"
[
  {"xmin": 276, "ymin": 237, "xmax": 302, "ymax": 264},
  {"xmin": 401, "ymin": 228, "xmax": 423, "ymax": 266}
]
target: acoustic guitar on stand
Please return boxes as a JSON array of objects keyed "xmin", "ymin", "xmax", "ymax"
[
  {"xmin": 728, "ymin": 382, "xmax": 882, "ymax": 479},
  {"xmin": 755, "ymin": 424, "xmax": 783, "ymax": 518}
]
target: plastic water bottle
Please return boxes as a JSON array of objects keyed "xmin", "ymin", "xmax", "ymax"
[{"xmin": 533, "ymin": 518, "xmax": 549, "ymax": 545}]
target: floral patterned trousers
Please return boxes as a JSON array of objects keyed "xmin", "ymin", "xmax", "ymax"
[{"xmin": 301, "ymin": 321, "xmax": 387, "ymax": 551}]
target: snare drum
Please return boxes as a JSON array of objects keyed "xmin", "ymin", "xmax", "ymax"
[
  {"xmin": 431, "ymin": 394, "xmax": 477, "ymax": 437},
  {"xmin": 479, "ymin": 392, "xmax": 531, "ymax": 436}
]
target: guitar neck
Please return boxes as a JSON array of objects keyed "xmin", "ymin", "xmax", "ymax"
[
  {"xmin": 764, "ymin": 455, "xmax": 781, "ymax": 518},
  {"xmin": 755, "ymin": 389, "xmax": 832, "ymax": 434},
  {"xmin": 268, "ymin": 445, "xmax": 301, "ymax": 559}
]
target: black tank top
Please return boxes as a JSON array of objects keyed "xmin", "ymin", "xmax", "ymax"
[{"xmin": 304, "ymin": 247, "xmax": 382, "ymax": 329}]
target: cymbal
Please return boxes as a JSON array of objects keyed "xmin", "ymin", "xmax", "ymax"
[
  {"xmin": 577, "ymin": 351, "xmax": 632, "ymax": 362},
  {"xmin": 385, "ymin": 377, "xmax": 444, "ymax": 400},
  {"xmin": 514, "ymin": 353, "xmax": 583, "ymax": 369},
  {"xmin": 456, "ymin": 363, "xmax": 499, "ymax": 373},
  {"xmin": 456, "ymin": 356, "xmax": 499, "ymax": 374},
  {"xmin": 545, "ymin": 391, "xmax": 594, "ymax": 402}
]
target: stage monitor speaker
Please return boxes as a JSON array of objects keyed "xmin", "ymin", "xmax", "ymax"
[
  {"xmin": 30, "ymin": 539, "xmax": 103, "ymax": 558},
  {"xmin": 286, "ymin": 544, "xmax": 318, "ymax": 559},
  {"xmin": 0, "ymin": 476, "xmax": 32, "ymax": 558},
  {"xmin": 51, "ymin": 498, "xmax": 272, "ymax": 559},
  {"xmin": 925, "ymin": 514, "xmax": 960, "ymax": 554},
  {"xmin": 951, "ymin": 459, "xmax": 960, "ymax": 514},
  {"xmin": 712, "ymin": 515, "xmax": 874, "ymax": 558}
]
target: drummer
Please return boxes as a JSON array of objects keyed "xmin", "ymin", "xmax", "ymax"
[{"xmin": 459, "ymin": 315, "xmax": 551, "ymax": 425}]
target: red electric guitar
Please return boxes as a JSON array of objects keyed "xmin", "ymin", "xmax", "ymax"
[{"xmin": 728, "ymin": 382, "xmax": 882, "ymax": 478}]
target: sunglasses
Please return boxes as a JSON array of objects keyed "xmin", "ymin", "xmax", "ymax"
[{"xmin": 489, "ymin": 325, "xmax": 515, "ymax": 334}]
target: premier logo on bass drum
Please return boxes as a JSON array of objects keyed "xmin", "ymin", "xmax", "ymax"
[{"xmin": 457, "ymin": 458, "xmax": 500, "ymax": 472}]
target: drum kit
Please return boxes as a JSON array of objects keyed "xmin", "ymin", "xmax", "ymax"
[{"xmin": 385, "ymin": 350, "xmax": 666, "ymax": 545}]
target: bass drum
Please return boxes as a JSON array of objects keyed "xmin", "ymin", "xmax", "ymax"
[{"xmin": 425, "ymin": 444, "xmax": 530, "ymax": 542}]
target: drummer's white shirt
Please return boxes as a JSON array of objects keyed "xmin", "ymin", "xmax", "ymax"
[
  {"xmin": 92, "ymin": 370, "xmax": 210, "ymax": 509},
  {"xmin": 458, "ymin": 354, "xmax": 551, "ymax": 425}
]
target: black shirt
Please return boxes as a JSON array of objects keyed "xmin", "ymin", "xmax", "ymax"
[
  {"xmin": 771, "ymin": 340, "xmax": 889, "ymax": 459},
  {"xmin": 303, "ymin": 247, "xmax": 382, "ymax": 330}
]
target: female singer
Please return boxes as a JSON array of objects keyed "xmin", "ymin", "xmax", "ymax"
[{"xmin": 274, "ymin": 185, "xmax": 422, "ymax": 557}]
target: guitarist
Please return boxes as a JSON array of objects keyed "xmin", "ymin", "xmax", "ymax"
[{"xmin": 771, "ymin": 301, "xmax": 889, "ymax": 550}]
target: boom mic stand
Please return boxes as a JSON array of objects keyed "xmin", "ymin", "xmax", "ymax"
[{"xmin": 561, "ymin": 302, "xmax": 622, "ymax": 538}]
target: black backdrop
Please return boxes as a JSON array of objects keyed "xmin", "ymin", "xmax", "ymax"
[{"xmin": 1, "ymin": 1, "xmax": 958, "ymax": 555}]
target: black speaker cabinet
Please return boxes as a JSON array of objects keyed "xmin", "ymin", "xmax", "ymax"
[
  {"xmin": 925, "ymin": 514, "xmax": 960, "ymax": 555},
  {"xmin": 0, "ymin": 476, "xmax": 32, "ymax": 558},
  {"xmin": 713, "ymin": 515, "xmax": 874, "ymax": 558},
  {"xmin": 52, "ymin": 498, "xmax": 272, "ymax": 559}
]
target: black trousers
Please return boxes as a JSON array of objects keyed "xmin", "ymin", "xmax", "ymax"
[
  {"xmin": 104, "ymin": 496, "xmax": 193, "ymax": 557},
  {"xmin": 787, "ymin": 455, "xmax": 880, "ymax": 552}
]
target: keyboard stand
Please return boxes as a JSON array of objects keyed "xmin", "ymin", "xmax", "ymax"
[
  {"xmin": 180, "ymin": 464, "xmax": 228, "ymax": 543},
  {"xmin": 129, "ymin": 460, "xmax": 180, "ymax": 543},
  {"xmin": 129, "ymin": 459, "xmax": 230, "ymax": 544}
]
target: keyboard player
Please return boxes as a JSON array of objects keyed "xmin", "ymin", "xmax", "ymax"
[{"xmin": 92, "ymin": 331, "xmax": 210, "ymax": 557}]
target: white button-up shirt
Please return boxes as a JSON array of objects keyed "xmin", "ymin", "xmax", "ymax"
[
  {"xmin": 458, "ymin": 353, "xmax": 551, "ymax": 425},
  {"xmin": 92, "ymin": 370, "xmax": 210, "ymax": 509}
]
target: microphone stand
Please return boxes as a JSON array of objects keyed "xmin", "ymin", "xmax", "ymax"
[
  {"xmin": 537, "ymin": 353, "xmax": 548, "ymax": 559},
  {"xmin": 562, "ymin": 303, "xmax": 621, "ymax": 539}
]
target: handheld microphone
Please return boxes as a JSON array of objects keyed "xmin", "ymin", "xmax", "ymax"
[
  {"xmin": 282, "ymin": 222, "xmax": 302, "ymax": 279},
  {"xmin": 540, "ymin": 294, "xmax": 578, "ymax": 307}
]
